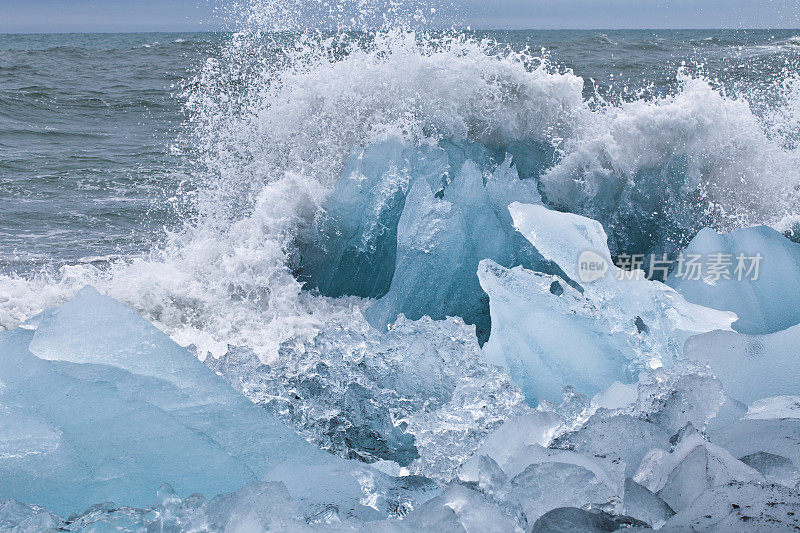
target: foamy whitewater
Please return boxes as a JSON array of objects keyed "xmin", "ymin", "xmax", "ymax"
[{"xmin": 2, "ymin": 2, "xmax": 800, "ymax": 530}]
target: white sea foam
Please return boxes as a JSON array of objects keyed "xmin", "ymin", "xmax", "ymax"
[{"xmin": 1, "ymin": 18, "xmax": 799, "ymax": 368}]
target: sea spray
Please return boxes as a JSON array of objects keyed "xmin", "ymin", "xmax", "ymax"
[{"xmin": 2, "ymin": 3, "xmax": 800, "ymax": 468}]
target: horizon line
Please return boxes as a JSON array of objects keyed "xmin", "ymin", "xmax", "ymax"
[{"xmin": 3, "ymin": 27, "xmax": 800, "ymax": 35}]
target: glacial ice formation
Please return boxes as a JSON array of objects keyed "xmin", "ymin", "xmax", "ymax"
[
  {"xmin": 684, "ymin": 323, "xmax": 800, "ymax": 404},
  {"xmin": 3, "ymin": 286, "xmax": 800, "ymax": 532},
  {"xmin": 2, "ymin": 172, "xmax": 799, "ymax": 532},
  {"xmin": 479, "ymin": 202, "xmax": 736, "ymax": 404},
  {"xmin": 209, "ymin": 309, "xmax": 526, "ymax": 482},
  {"xmin": 667, "ymin": 225, "xmax": 800, "ymax": 334},
  {"xmin": 0, "ymin": 287, "xmax": 438, "ymax": 520},
  {"xmin": 299, "ymin": 138, "xmax": 546, "ymax": 343},
  {"xmin": 5, "ymin": 202, "xmax": 799, "ymax": 531}
]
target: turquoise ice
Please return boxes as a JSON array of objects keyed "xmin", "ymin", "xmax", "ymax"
[
  {"xmin": 667, "ymin": 225, "xmax": 800, "ymax": 335},
  {"xmin": 299, "ymin": 139, "xmax": 546, "ymax": 343},
  {"xmin": 0, "ymin": 287, "xmax": 437, "ymax": 518},
  {"xmin": 479, "ymin": 202, "xmax": 735, "ymax": 405}
]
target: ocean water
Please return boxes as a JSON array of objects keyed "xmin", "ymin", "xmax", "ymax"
[
  {"xmin": 1, "ymin": 28, "xmax": 800, "ymax": 357},
  {"xmin": 0, "ymin": 32, "xmax": 219, "ymax": 272}
]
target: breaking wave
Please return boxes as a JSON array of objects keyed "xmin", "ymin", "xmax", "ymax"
[{"xmin": 1, "ymin": 5, "xmax": 800, "ymax": 464}]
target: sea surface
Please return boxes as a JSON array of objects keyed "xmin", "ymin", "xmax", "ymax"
[{"xmin": 0, "ymin": 32, "xmax": 215, "ymax": 271}]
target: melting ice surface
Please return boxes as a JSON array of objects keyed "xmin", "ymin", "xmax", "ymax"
[
  {"xmin": 298, "ymin": 138, "xmax": 548, "ymax": 344},
  {"xmin": 0, "ymin": 287, "xmax": 439, "ymax": 521}
]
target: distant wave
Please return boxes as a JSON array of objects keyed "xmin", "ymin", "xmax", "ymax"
[{"xmin": 594, "ymin": 33, "xmax": 617, "ymax": 45}]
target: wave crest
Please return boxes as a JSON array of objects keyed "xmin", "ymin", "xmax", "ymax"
[{"xmin": 2, "ymin": 28, "xmax": 799, "ymax": 367}]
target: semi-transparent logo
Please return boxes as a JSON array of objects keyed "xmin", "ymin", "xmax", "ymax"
[
  {"xmin": 577, "ymin": 250, "xmax": 609, "ymax": 283},
  {"xmin": 576, "ymin": 251, "xmax": 763, "ymax": 283}
]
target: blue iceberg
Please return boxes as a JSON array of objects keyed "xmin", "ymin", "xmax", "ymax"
[
  {"xmin": 479, "ymin": 202, "xmax": 735, "ymax": 404},
  {"xmin": 667, "ymin": 225, "xmax": 800, "ymax": 335},
  {"xmin": 0, "ymin": 287, "xmax": 437, "ymax": 519},
  {"xmin": 298, "ymin": 139, "xmax": 546, "ymax": 343}
]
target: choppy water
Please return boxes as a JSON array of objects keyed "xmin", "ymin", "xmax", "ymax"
[
  {"xmin": 0, "ymin": 32, "xmax": 219, "ymax": 271},
  {"xmin": 1, "ymin": 27, "xmax": 800, "ymax": 360}
]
